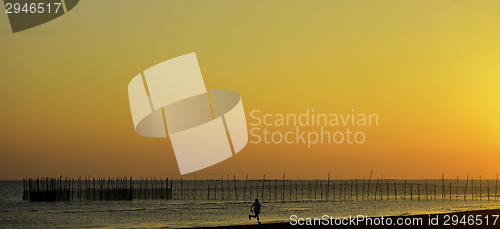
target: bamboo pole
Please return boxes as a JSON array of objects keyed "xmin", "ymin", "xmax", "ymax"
[
  {"xmin": 379, "ymin": 176, "xmax": 383, "ymax": 201},
  {"xmin": 487, "ymin": 180, "xmax": 490, "ymax": 201},
  {"xmin": 131, "ymin": 177, "xmax": 134, "ymax": 200},
  {"xmin": 386, "ymin": 182, "xmax": 389, "ymax": 201},
  {"xmin": 227, "ymin": 175, "xmax": 230, "ymax": 199},
  {"xmin": 166, "ymin": 177, "xmax": 170, "ymax": 199},
  {"xmin": 170, "ymin": 178, "xmax": 174, "ymax": 200},
  {"xmin": 78, "ymin": 177, "xmax": 81, "ymax": 201},
  {"xmin": 99, "ymin": 178, "xmax": 102, "ymax": 201},
  {"xmin": 243, "ymin": 175, "xmax": 248, "ymax": 200},
  {"xmin": 308, "ymin": 182, "xmax": 311, "ymax": 200},
  {"xmin": 404, "ymin": 180, "xmax": 407, "ymax": 201},
  {"xmin": 301, "ymin": 181, "xmax": 304, "ymax": 201},
  {"xmin": 417, "ymin": 183, "xmax": 421, "ymax": 201},
  {"xmin": 479, "ymin": 175, "xmax": 482, "ymax": 201},
  {"xmin": 352, "ymin": 180, "xmax": 354, "ymax": 201},
  {"xmin": 234, "ymin": 175, "xmax": 238, "ymax": 201},
  {"xmin": 283, "ymin": 174, "xmax": 286, "ymax": 201},
  {"xmin": 23, "ymin": 178, "xmax": 28, "ymax": 200},
  {"xmin": 471, "ymin": 176, "xmax": 474, "ymax": 201},
  {"xmin": 380, "ymin": 179, "xmax": 383, "ymax": 201},
  {"xmin": 449, "ymin": 183, "xmax": 452, "ymax": 201},
  {"xmin": 434, "ymin": 184, "xmax": 437, "ymax": 201},
  {"xmin": 327, "ymin": 172, "xmax": 330, "ymax": 201},
  {"xmin": 394, "ymin": 182, "xmax": 397, "ymax": 201},
  {"xmin": 275, "ymin": 179, "xmax": 278, "ymax": 201},
  {"xmin": 496, "ymin": 174, "xmax": 498, "ymax": 201},
  {"xmin": 361, "ymin": 178, "xmax": 364, "ymax": 201},
  {"xmin": 85, "ymin": 177, "xmax": 88, "ymax": 201},
  {"xmin": 256, "ymin": 180, "xmax": 259, "ymax": 199},
  {"xmin": 138, "ymin": 178, "xmax": 141, "ymax": 200},
  {"xmin": 314, "ymin": 179, "xmax": 318, "ymax": 200},
  {"xmin": 320, "ymin": 180, "xmax": 323, "ymax": 201},
  {"xmin": 339, "ymin": 180, "xmax": 342, "ymax": 201},
  {"xmin": 356, "ymin": 180, "xmax": 359, "ymax": 201},
  {"xmin": 160, "ymin": 177, "xmax": 163, "ymax": 199},
  {"xmin": 442, "ymin": 173, "xmax": 445, "ymax": 201},
  {"xmin": 464, "ymin": 175, "xmax": 469, "ymax": 201},
  {"xmin": 93, "ymin": 178, "xmax": 96, "ymax": 201},
  {"xmin": 344, "ymin": 180, "xmax": 348, "ymax": 201},
  {"xmin": 295, "ymin": 182, "xmax": 299, "ymax": 201},
  {"xmin": 22, "ymin": 178, "xmax": 26, "ymax": 200},
  {"xmin": 425, "ymin": 182, "xmax": 429, "ymax": 201},
  {"xmin": 262, "ymin": 175, "xmax": 265, "ymax": 200},
  {"xmin": 410, "ymin": 183, "xmax": 413, "ymax": 201},
  {"xmin": 332, "ymin": 179, "xmax": 338, "ymax": 200},
  {"xmin": 89, "ymin": 176, "xmax": 92, "ymax": 201},
  {"xmin": 367, "ymin": 170, "xmax": 373, "ymax": 200},
  {"xmin": 268, "ymin": 178, "xmax": 271, "ymax": 200}
]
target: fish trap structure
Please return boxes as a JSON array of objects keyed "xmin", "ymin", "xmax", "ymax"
[
  {"xmin": 23, "ymin": 176, "xmax": 173, "ymax": 201},
  {"xmin": 22, "ymin": 173, "xmax": 499, "ymax": 202}
]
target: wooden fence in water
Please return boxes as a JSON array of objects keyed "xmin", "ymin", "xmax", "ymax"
[
  {"xmin": 23, "ymin": 173, "xmax": 499, "ymax": 202},
  {"xmin": 23, "ymin": 176, "xmax": 172, "ymax": 201}
]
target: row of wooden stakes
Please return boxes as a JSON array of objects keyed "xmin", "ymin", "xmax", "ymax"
[{"xmin": 22, "ymin": 173, "xmax": 499, "ymax": 202}]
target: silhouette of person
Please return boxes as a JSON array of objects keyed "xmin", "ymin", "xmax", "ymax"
[{"xmin": 249, "ymin": 198, "xmax": 261, "ymax": 224}]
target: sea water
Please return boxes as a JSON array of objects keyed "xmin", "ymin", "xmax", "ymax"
[{"xmin": 1, "ymin": 180, "xmax": 499, "ymax": 228}]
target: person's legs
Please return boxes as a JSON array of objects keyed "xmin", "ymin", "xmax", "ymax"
[{"xmin": 249, "ymin": 212, "xmax": 260, "ymax": 222}]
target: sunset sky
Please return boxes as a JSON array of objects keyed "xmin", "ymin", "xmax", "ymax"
[{"xmin": 0, "ymin": 0, "xmax": 499, "ymax": 180}]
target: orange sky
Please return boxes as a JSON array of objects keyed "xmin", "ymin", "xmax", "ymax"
[{"xmin": 0, "ymin": 0, "xmax": 499, "ymax": 180}]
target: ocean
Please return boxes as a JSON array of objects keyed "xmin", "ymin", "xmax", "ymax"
[{"xmin": 1, "ymin": 180, "xmax": 499, "ymax": 228}]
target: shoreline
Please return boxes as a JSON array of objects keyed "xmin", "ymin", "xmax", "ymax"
[{"xmin": 189, "ymin": 208, "xmax": 500, "ymax": 228}]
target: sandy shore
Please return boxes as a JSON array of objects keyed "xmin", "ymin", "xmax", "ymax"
[{"xmin": 191, "ymin": 209, "xmax": 500, "ymax": 228}]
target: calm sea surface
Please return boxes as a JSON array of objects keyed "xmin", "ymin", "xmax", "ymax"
[{"xmin": 1, "ymin": 180, "xmax": 499, "ymax": 228}]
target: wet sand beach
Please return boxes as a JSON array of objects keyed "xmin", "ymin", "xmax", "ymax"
[{"xmin": 191, "ymin": 209, "xmax": 500, "ymax": 228}]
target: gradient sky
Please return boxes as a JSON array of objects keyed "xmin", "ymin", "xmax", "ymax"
[{"xmin": 0, "ymin": 0, "xmax": 499, "ymax": 180}]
